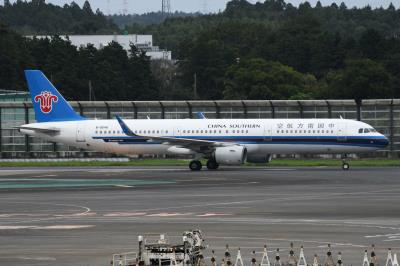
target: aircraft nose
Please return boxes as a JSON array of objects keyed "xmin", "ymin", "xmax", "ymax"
[{"xmin": 382, "ymin": 135, "xmax": 390, "ymax": 147}]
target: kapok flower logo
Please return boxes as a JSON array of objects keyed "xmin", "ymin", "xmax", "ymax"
[{"xmin": 34, "ymin": 91, "xmax": 58, "ymax": 113}]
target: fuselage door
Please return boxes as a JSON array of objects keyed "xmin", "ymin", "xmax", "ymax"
[
  {"xmin": 76, "ymin": 123, "xmax": 86, "ymax": 142},
  {"xmin": 337, "ymin": 123, "xmax": 347, "ymax": 142},
  {"xmin": 264, "ymin": 123, "xmax": 272, "ymax": 141}
]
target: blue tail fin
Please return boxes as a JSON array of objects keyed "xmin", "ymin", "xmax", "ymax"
[{"xmin": 24, "ymin": 70, "xmax": 84, "ymax": 123}]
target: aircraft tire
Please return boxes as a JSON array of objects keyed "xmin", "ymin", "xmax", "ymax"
[
  {"xmin": 189, "ymin": 160, "xmax": 202, "ymax": 171},
  {"xmin": 342, "ymin": 162, "xmax": 350, "ymax": 170},
  {"xmin": 206, "ymin": 160, "xmax": 219, "ymax": 170}
]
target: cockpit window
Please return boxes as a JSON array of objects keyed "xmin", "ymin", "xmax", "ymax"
[
  {"xmin": 360, "ymin": 128, "xmax": 377, "ymax": 133},
  {"xmin": 358, "ymin": 128, "xmax": 378, "ymax": 133}
]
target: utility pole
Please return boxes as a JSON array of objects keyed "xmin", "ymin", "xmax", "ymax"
[
  {"xmin": 162, "ymin": 0, "xmax": 171, "ymax": 15},
  {"xmin": 193, "ymin": 73, "xmax": 198, "ymax": 100},
  {"xmin": 122, "ymin": 0, "xmax": 128, "ymax": 15},
  {"xmin": 88, "ymin": 80, "xmax": 93, "ymax": 101},
  {"xmin": 202, "ymin": 0, "xmax": 208, "ymax": 14}
]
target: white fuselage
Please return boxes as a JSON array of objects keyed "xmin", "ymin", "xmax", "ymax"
[{"xmin": 20, "ymin": 118, "xmax": 389, "ymax": 157}]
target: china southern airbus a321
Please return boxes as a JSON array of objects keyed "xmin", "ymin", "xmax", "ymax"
[{"xmin": 19, "ymin": 70, "xmax": 389, "ymax": 171}]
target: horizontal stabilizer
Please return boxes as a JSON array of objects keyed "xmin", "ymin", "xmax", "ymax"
[{"xmin": 17, "ymin": 126, "xmax": 60, "ymax": 135}]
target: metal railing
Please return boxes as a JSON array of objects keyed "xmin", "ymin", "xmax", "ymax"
[{"xmin": 0, "ymin": 99, "xmax": 399, "ymax": 158}]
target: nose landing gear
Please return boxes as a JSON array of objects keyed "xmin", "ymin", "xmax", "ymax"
[{"xmin": 341, "ymin": 155, "xmax": 350, "ymax": 170}]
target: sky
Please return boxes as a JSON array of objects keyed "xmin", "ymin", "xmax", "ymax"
[{"xmin": 4, "ymin": 0, "xmax": 399, "ymax": 14}]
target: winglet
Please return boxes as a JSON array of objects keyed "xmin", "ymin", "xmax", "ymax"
[
  {"xmin": 196, "ymin": 112, "xmax": 207, "ymax": 119},
  {"xmin": 116, "ymin": 116, "xmax": 137, "ymax": 136}
]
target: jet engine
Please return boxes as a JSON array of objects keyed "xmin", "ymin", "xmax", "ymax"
[
  {"xmin": 214, "ymin": 146, "xmax": 247, "ymax": 165},
  {"xmin": 246, "ymin": 154, "xmax": 273, "ymax": 164}
]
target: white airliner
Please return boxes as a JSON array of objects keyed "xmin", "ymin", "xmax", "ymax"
[{"xmin": 19, "ymin": 70, "xmax": 389, "ymax": 171}]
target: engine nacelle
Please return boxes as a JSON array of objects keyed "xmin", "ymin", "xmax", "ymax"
[
  {"xmin": 214, "ymin": 146, "xmax": 247, "ymax": 165},
  {"xmin": 246, "ymin": 154, "xmax": 273, "ymax": 164}
]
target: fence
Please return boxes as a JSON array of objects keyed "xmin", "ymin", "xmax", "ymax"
[{"xmin": 1, "ymin": 99, "xmax": 399, "ymax": 158}]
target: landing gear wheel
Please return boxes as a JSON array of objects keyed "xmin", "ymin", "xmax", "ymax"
[
  {"xmin": 342, "ymin": 162, "xmax": 350, "ymax": 170},
  {"xmin": 206, "ymin": 160, "xmax": 219, "ymax": 170},
  {"xmin": 189, "ymin": 160, "xmax": 202, "ymax": 171}
]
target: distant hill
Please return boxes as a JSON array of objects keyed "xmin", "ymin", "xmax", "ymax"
[
  {"xmin": 109, "ymin": 12, "xmax": 199, "ymax": 29},
  {"xmin": 0, "ymin": 0, "xmax": 118, "ymax": 35}
]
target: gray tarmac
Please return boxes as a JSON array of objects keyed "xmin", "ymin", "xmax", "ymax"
[{"xmin": 0, "ymin": 166, "xmax": 400, "ymax": 266}]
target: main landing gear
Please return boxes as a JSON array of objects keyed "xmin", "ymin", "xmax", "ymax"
[
  {"xmin": 189, "ymin": 159, "xmax": 220, "ymax": 171},
  {"xmin": 341, "ymin": 155, "xmax": 350, "ymax": 170},
  {"xmin": 189, "ymin": 160, "xmax": 202, "ymax": 171},
  {"xmin": 206, "ymin": 159, "xmax": 219, "ymax": 170}
]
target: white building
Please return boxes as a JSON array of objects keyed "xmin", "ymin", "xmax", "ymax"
[{"xmin": 27, "ymin": 34, "xmax": 172, "ymax": 60}]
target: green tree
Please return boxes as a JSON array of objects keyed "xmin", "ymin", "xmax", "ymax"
[
  {"xmin": 325, "ymin": 59, "xmax": 393, "ymax": 101},
  {"xmin": 223, "ymin": 58, "xmax": 318, "ymax": 100}
]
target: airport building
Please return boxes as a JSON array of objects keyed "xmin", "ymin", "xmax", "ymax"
[
  {"xmin": 0, "ymin": 98, "xmax": 398, "ymax": 159},
  {"xmin": 27, "ymin": 34, "xmax": 172, "ymax": 60}
]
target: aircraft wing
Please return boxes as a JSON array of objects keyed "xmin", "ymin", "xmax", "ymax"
[{"xmin": 115, "ymin": 116, "xmax": 235, "ymax": 150}]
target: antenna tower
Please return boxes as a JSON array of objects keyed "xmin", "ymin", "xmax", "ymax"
[
  {"xmin": 122, "ymin": 0, "xmax": 128, "ymax": 15},
  {"xmin": 202, "ymin": 0, "xmax": 208, "ymax": 14},
  {"xmin": 106, "ymin": 0, "xmax": 111, "ymax": 15},
  {"xmin": 162, "ymin": 0, "xmax": 171, "ymax": 15}
]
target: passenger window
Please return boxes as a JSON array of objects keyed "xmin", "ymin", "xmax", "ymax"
[
  {"xmin": 205, "ymin": 130, "xmax": 208, "ymax": 134},
  {"xmin": 95, "ymin": 131, "xmax": 98, "ymax": 134},
  {"xmin": 226, "ymin": 130, "xmax": 229, "ymax": 133},
  {"xmin": 214, "ymin": 130, "xmax": 217, "ymax": 134},
  {"xmin": 157, "ymin": 130, "xmax": 159, "ymax": 134},
  {"xmin": 246, "ymin": 130, "xmax": 248, "ymax": 134},
  {"xmin": 183, "ymin": 130, "xmax": 186, "ymax": 134},
  {"xmin": 166, "ymin": 130, "xmax": 168, "ymax": 134},
  {"xmin": 219, "ymin": 130, "xmax": 222, "ymax": 134},
  {"xmin": 200, "ymin": 130, "xmax": 203, "ymax": 134},
  {"xmin": 99, "ymin": 131, "xmax": 102, "ymax": 134}
]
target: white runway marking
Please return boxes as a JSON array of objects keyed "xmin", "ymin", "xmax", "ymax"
[
  {"xmin": 147, "ymin": 212, "xmax": 192, "ymax": 217},
  {"xmin": 0, "ymin": 202, "xmax": 92, "ymax": 224},
  {"xmin": 207, "ymin": 236, "xmax": 367, "ymax": 248},
  {"xmin": 114, "ymin": 185, "xmax": 134, "ymax": 188},
  {"xmin": 365, "ymin": 233, "xmax": 400, "ymax": 238},
  {"xmin": 0, "ymin": 225, "xmax": 94, "ymax": 230},
  {"xmin": 196, "ymin": 213, "xmax": 232, "ymax": 217},
  {"xmin": 103, "ymin": 212, "xmax": 147, "ymax": 217},
  {"xmin": 87, "ymin": 168, "xmax": 185, "ymax": 173},
  {"xmin": 31, "ymin": 174, "xmax": 57, "ymax": 178},
  {"xmin": 7, "ymin": 256, "xmax": 56, "ymax": 261}
]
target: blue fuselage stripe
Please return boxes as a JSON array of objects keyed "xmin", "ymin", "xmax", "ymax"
[{"xmin": 92, "ymin": 135, "xmax": 388, "ymax": 148}]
